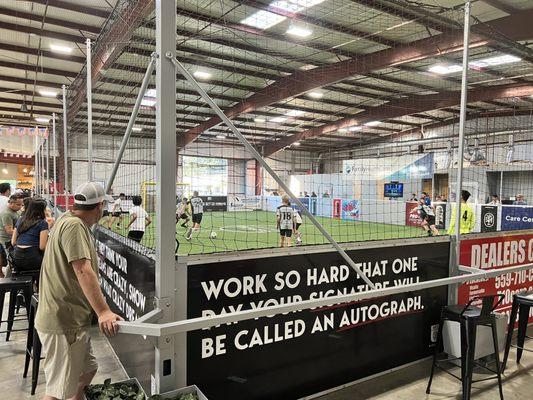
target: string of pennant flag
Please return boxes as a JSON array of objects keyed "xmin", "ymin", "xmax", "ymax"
[{"xmin": 0, "ymin": 126, "xmax": 49, "ymax": 138}]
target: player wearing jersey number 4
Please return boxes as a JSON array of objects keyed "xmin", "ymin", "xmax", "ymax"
[
  {"xmin": 276, "ymin": 195, "xmax": 296, "ymax": 248},
  {"xmin": 186, "ymin": 191, "xmax": 203, "ymax": 240}
]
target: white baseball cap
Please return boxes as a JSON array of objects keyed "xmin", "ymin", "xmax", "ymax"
[{"xmin": 73, "ymin": 182, "xmax": 113, "ymax": 205}]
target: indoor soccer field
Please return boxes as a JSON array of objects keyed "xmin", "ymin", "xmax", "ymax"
[{"xmin": 106, "ymin": 210, "xmax": 428, "ymax": 256}]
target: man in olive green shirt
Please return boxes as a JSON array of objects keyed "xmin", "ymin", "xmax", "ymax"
[
  {"xmin": 36, "ymin": 182, "xmax": 122, "ymax": 400},
  {"xmin": 0, "ymin": 194, "xmax": 23, "ymax": 278}
]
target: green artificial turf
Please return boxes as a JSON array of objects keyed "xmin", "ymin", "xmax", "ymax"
[{"xmin": 102, "ymin": 210, "xmax": 431, "ymax": 256}]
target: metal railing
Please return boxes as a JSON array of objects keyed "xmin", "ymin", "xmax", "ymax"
[{"xmin": 117, "ymin": 261, "xmax": 533, "ymax": 337}]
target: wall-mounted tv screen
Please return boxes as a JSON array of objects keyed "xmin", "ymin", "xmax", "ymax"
[{"xmin": 384, "ymin": 182, "xmax": 404, "ymax": 198}]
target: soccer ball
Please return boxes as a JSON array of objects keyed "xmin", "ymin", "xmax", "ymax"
[{"xmin": 210, "ymin": 231, "xmax": 218, "ymax": 239}]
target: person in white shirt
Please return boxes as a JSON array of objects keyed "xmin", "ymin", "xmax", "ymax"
[
  {"xmin": 0, "ymin": 182, "xmax": 11, "ymax": 213},
  {"xmin": 186, "ymin": 191, "xmax": 204, "ymax": 240},
  {"xmin": 126, "ymin": 196, "xmax": 151, "ymax": 243},
  {"xmin": 276, "ymin": 195, "xmax": 296, "ymax": 247},
  {"xmin": 107, "ymin": 193, "xmax": 126, "ymax": 229}
]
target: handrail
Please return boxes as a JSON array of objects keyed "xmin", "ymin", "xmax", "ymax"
[{"xmin": 116, "ymin": 262, "xmax": 533, "ymax": 337}]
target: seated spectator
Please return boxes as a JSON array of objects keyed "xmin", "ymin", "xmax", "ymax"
[
  {"xmin": 489, "ymin": 194, "xmax": 500, "ymax": 205},
  {"xmin": 513, "ymin": 194, "xmax": 527, "ymax": 205},
  {"xmin": 11, "ymin": 198, "xmax": 49, "ymax": 274},
  {"xmin": 0, "ymin": 194, "xmax": 23, "ymax": 277}
]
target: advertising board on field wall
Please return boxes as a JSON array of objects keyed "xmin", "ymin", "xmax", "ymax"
[{"xmin": 458, "ymin": 232, "xmax": 533, "ymax": 323}]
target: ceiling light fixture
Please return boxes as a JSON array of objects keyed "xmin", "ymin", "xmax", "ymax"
[
  {"xmin": 270, "ymin": 117, "xmax": 286, "ymax": 123},
  {"xmin": 308, "ymin": 91, "xmax": 323, "ymax": 99},
  {"xmin": 38, "ymin": 90, "xmax": 57, "ymax": 97},
  {"xmin": 50, "ymin": 43, "xmax": 72, "ymax": 54},
  {"xmin": 254, "ymin": 117, "xmax": 266, "ymax": 123},
  {"xmin": 285, "ymin": 109, "xmax": 305, "ymax": 117},
  {"xmin": 293, "ymin": 142, "xmax": 300, "ymax": 146},
  {"xmin": 35, "ymin": 117, "xmax": 50, "ymax": 123},
  {"xmin": 337, "ymin": 128, "xmax": 348, "ymax": 133},
  {"xmin": 216, "ymin": 135, "xmax": 226, "ymax": 139},
  {"xmin": 470, "ymin": 54, "xmax": 520, "ymax": 68},
  {"xmin": 365, "ymin": 121, "xmax": 381, "ymax": 127},
  {"xmin": 2, "ymin": 168, "xmax": 8, "ymax": 175},
  {"xmin": 193, "ymin": 70, "xmax": 211, "ymax": 80},
  {"xmin": 132, "ymin": 126, "xmax": 142, "ymax": 132},
  {"xmin": 286, "ymin": 26, "xmax": 313, "ymax": 38},
  {"xmin": 23, "ymin": 167, "xmax": 28, "ymax": 173},
  {"xmin": 348, "ymin": 126, "xmax": 362, "ymax": 131},
  {"xmin": 241, "ymin": 0, "xmax": 325, "ymax": 30},
  {"xmin": 428, "ymin": 64, "xmax": 462, "ymax": 75}
]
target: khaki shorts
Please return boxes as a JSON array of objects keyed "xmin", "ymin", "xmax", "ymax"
[{"xmin": 38, "ymin": 329, "xmax": 98, "ymax": 399}]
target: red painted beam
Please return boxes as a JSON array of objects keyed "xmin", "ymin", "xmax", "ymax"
[
  {"xmin": 263, "ymin": 83, "xmax": 533, "ymax": 155},
  {"xmin": 177, "ymin": 10, "xmax": 533, "ymax": 149}
]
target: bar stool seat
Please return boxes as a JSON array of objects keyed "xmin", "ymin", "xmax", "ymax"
[
  {"xmin": 502, "ymin": 290, "xmax": 533, "ymax": 372},
  {"xmin": 0, "ymin": 277, "xmax": 32, "ymax": 341},
  {"xmin": 426, "ymin": 295, "xmax": 505, "ymax": 400}
]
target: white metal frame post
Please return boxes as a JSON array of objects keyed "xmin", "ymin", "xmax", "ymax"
[
  {"xmin": 46, "ymin": 133, "xmax": 50, "ymax": 199},
  {"xmin": 155, "ymin": 0, "xmax": 180, "ymax": 393},
  {"xmin": 34, "ymin": 136, "xmax": 40, "ymax": 195},
  {"xmin": 52, "ymin": 113, "xmax": 57, "ymax": 209},
  {"xmin": 62, "ymin": 85, "xmax": 69, "ymax": 193},
  {"xmin": 453, "ymin": 2, "xmax": 471, "ymax": 270},
  {"xmin": 86, "ymin": 38, "xmax": 93, "ymax": 181}
]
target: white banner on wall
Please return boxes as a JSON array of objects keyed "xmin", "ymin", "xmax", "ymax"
[{"xmin": 343, "ymin": 153, "xmax": 434, "ymax": 180}]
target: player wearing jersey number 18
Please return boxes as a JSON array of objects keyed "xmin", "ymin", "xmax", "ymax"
[{"xmin": 276, "ymin": 195, "xmax": 296, "ymax": 248}]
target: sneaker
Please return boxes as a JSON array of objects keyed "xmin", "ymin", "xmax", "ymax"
[
  {"xmin": 297, "ymin": 237, "xmax": 302, "ymax": 245},
  {"xmin": 186, "ymin": 228, "xmax": 193, "ymax": 240}
]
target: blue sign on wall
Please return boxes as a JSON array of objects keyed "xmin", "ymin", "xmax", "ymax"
[{"xmin": 501, "ymin": 206, "xmax": 533, "ymax": 231}]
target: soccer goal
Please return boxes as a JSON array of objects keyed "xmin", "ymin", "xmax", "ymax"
[{"xmin": 141, "ymin": 181, "xmax": 190, "ymax": 213}]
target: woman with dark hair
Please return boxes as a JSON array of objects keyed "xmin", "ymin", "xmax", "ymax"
[{"xmin": 11, "ymin": 197, "xmax": 49, "ymax": 273}]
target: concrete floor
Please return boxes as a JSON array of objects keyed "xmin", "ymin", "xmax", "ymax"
[{"xmin": 1, "ymin": 301, "xmax": 532, "ymax": 400}]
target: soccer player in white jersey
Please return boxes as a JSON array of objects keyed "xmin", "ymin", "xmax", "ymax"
[
  {"xmin": 186, "ymin": 191, "xmax": 204, "ymax": 240},
  {"xmin": 294, "ymin": 209, "xmax": 303, "ymax": 245},
  {"xmin": 418, "ymin": 198, "xmax": 439, "ymax": 236},
  {"xmin": 276, "ymin": 195, "xmax": 296, "ymax": 247},
  {"xmin": 107, "ymin": 193, "xmax": 125, "ymax": 229},
  {"xmin": 176, "ymin": 197, "xmax": 190, "ymax": 228},
  {"xmin": 126, "ymin": 196, "xmax": 152, "ymax": 243}
]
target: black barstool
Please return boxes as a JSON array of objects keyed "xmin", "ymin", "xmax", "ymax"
[
  {"xmin": 0, "ymin": 277, "xmax": 32, "ymax": 341},
  {"xmin": 23, "ymin": 294, "xmax": 42, "ymax": 395},
  {"xmin": 426, "ymin": 295, "xmax": 505, "ymax": 400},
  {"xmin": 501, "ymin": 290, "xmax": 533, "ymax": 372}
]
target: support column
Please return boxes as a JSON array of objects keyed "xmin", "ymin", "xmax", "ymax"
[
  {"xmin": 53, "ymin": 113, "xmax": 57, "ymax": 208},
  {"xmin": 86, "ymin": 38, "xmax": 93, "ymax": 181},
  {"xmin": 63, "ymin": 85, "xmax": 69, "ymax": 193},
  {"xmin": 154, "ymin": 0, "xmax": 181, "ymax": 394},
  {"xmin": 453, "ymin": 2, "xmax": 471, "ymax": 270}
]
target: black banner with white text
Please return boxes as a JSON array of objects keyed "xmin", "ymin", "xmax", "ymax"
[{"xmin": 187, "ymin": 241, "xmax": 450, "ymax": 400}]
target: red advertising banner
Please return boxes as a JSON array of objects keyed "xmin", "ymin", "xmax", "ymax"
[
  {"xmin": 458, "ymin": 233, "xmax": 533, "ymax": 322},
  {"xmin": 405, "ymin": 201, "xmax": 423, "ymax": 227}
]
